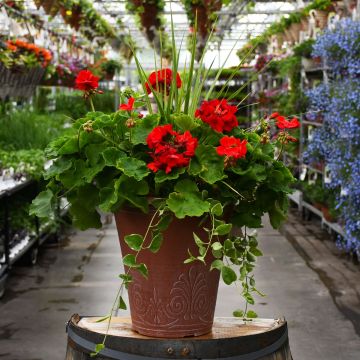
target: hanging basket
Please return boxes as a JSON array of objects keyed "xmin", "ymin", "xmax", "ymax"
[
  {"xmin": 0, "ymin": 64, "xmax": 45, "ymax": 100},
  {"xmin": 191, "ymin": 4, "xmax": 208, "ymax": 38},
  {"xmin": 140, "ymin": 3, "xmax": 161, "ymax": 43},
  {"xmin": 41, "ymin": 0, "xmax": 55, "ymax": 15}
]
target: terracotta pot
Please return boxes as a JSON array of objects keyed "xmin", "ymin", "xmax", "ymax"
[
  {"xmin": 301, "ymin": 57, "xmax": 319, "ymax": 71},
  {"xmin": 315, "ymin": 10, "xmax": 329, "ymax": 29},
  {"xmin": 322, "ymin": 207, "xmax": 336, "ymax": 222},
  {"xmin": 115, "ymin": 209, "xmax": 221, "ymax": 338},
  {"xmin": 313, "ymin": 202, "xmax": 323, "ymax": 210},
  {"xmin": 289, "ymin": 22, "xmax": 302, "ymax": 43}
]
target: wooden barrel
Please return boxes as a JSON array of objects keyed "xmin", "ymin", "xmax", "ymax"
[{"xmin": 65, "ymin": 315, "xmax": 292, "ymax": 360}]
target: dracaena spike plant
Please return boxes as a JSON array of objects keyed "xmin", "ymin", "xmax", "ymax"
[{"xmin": 30, "ymin": 20, "xmax": 299, "ymax": 355}]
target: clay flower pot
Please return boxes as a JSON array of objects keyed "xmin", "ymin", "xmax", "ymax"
[
  {"xmin": 289, "ymin": 22, "xmax": 302, "ymax": 43},
  {"xmin": 322, "ymin": 207, "xmax": 336, "ymax": 223},
  {"xmin": 315, "ymin": 10, "xmax": 329, "ymax": 29},
  {"xmin": 115, "ymin": 209, "xmax": 221, "ymax": 338}
]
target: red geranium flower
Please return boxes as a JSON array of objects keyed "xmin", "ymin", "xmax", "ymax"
[
  {"xmin": 147, "ymin": 124, "xmax": 176, "ymax": 149},
  {"xmin": 276, "ymin": 116, "xmax": 300, "ymax": 129},
  {"xmin": 195, "ymin": 99, "xmax": 238, "ymax": 132},
  {"xmin": 75, "ymin": 70, "xmax": 99, "ymax": 92},
  {"xmin": 145, "ymin": 68, "xmax": 182, "ymax": 94},
  {"xmin": 269, "ymin": 112, "xmax": 279, "ymax": 119},
  {"xmin": 216, "ymin": 136, "xmax": 247, "ymax": 159},
  {"xmin": 146, "ymin": 125, "xmax": 198, "ymax": 174},
  {"xmin": 119, "ymin": 97, "xmax": 135, "ymax": 111}
]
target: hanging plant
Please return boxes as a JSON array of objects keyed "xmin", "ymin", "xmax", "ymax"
[
  {"xmin": 182, "ymin": 0, "xmax": 222, "ymax": 61},
  {"xmin": 126, "ymin": 0, "xmax": 171, "ymax": 59}
]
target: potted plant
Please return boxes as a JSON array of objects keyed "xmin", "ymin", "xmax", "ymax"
[
  {"xmin": 30, "ymin": 31, "xmax": 299, "ymax": 355},
  {"xmin": 100, "ymin": 59, "xmax": 122, "ymax": 80}
]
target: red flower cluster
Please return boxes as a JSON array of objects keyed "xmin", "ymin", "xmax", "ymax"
[
  {"xmin": 6, "ymin": 39, "xmax": 52, "ymax": 67},
  {"xmin": 146, "ymin": 124, "xmax": 198, "ymax": 174},
  {"xmin": 195, "ymin": 99, "xmax": 238, "ymax": 132},
  {"xmin": 270, "ymin": 113, "xmax": 300, "ymax": 129},
  {"xmin": 216, "ymin": 136, "xmax": 247, "ymax": 159},
  {"xmin": 145, "ymin": 69, "xmax": 182, "ymax": 94},
  {"xmin": 75, "ymin": 70, "xmax": 100, "ymax": 92}
]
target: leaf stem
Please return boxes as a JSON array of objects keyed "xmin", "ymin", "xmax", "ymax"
[
  {"xmin": 89, "ymin": 97, "xmax": 95, "ymax": 112},
  {"xmin": 221, "ymin": 181, "xmax": 245, "ymax": 200}
]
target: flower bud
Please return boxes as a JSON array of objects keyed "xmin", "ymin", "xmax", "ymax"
[
  {"xmin": 126, "ymin": 118, "xmax": 136, "ymax": 128},
  {"xmin": 83, "ymin": 120, "xmax": 93, "ymax": 133}
]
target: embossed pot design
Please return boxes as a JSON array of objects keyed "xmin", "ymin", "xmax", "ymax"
[{"xmin": 114, "ymin": 209, "xmax": 221, "ymax": 338}]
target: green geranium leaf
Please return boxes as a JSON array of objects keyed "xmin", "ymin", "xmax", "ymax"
[
  {"xmin": 231, "ymin": 211, "xmax": 263, "ymax": 228},
  {"xmin": 221, "ymin": 265, "xmax": 237, "ymax": 285},
  {"xmin": 132, "ymin": 114, "xmax": 160, "ymax": 145},
  {"xmin": 44, "ymin": 158, "xmax": 73, "ymax": 180},
  {"xmin": 102, "ymin": 147, "xmax": 126, "ymax": 166},
  {"xmin": 117, "ymin": 157, "xmax": 150, "ymax": 181},
  {"xmin": 29, "ymin": 189, "xmax": 55, "ymax": 218},
  {"xmin": 231, "ymin": 163, "xmax": 267, "ymax": 182},
  {"xmin": 69, "ymin": 203, "xmax": 102, "ymax": 230},
  {"xmin": 192, "ymin": 145, "xmax": 226, "ymax": 184},
  {"xmin": 269, "ymin": 201, "xmax": 287, "ymax": 229},
  {"xmin": 85, "ymin": 143, "xmax": 108, "ymax": 166},
  {"xmin": 79, "ymin": 130, "xmax": 104, "ymax": 149},
  {"xmin": 124, "ymin": 234, "xmax": 144, "ymax": 251},
  {"xmin": 166, "ymin": 179, "xmax": 210, "ymax": 219},
  {"xmin": 45, "ymin": 136, "xmax": 69, "ymax": 158},
  {"xmin": 68, "ymin": 184, "xmax": 102, "ymax": 230},
  {"xmin": 117, "ymin": 176, "xmax": 149, "ymax": 213},
  {"xmin": 57, "ymin": 136, "xmax": 79, "ymax": 155},
  {"xmin": 171, "ymin": 113, "xmax": 198, "ymax": 131},
  {"xmin": 154, "ymin": 167, "xmax": 186, "ymax": 183}
]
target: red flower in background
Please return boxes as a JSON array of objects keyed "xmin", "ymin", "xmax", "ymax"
[
  {"xmin": 195, "ymin": 99, "xmax": 238, "ymax": 132},
  {"xmin": 119, "ymin": 97, "xmax": 135, "ymax": 111},
  {"xmin": 216, "ymin": 136, "xmax": 247, "ymax": 159},
  {"xmin": 145, "ymin": 68, "xmax": 182, "ymax": 94},
  {"xmin": 146, "ymin": 124, "xmax": 198, "ymax": 173},
  {"xmin": 276, "ymin": 116, "xmax": 300, "ymax": 129},
  {"xmin": 75, "ymin": 70, "xmax": 99, "ymax": 92}
]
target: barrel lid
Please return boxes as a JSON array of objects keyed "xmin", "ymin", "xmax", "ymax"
[{"xmin": 67, "ymin": 315, "xmax": 288, "ymax": 359}]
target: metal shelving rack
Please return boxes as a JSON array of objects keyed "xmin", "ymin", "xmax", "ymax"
[
  {"xmin": 0, "ymin": 180, "xmax": 69, "ymax": 297},
  {"xmin": 289, "ymin": 64, "xmax": 345, "ymax": 239}
]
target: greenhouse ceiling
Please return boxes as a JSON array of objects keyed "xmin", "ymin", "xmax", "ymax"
[{"xmin": 3, "ymin": 1, "xmax": 308, "ymax": 67}]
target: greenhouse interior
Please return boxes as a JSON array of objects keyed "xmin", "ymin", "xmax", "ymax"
[{"xmin": 1, "ymin": 0, "xmax": 360, "ymax": 359}]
